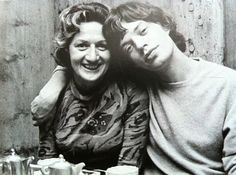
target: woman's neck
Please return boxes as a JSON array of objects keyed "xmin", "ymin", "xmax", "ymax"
[
  {"xmin": 73, "ymin": 75, "xmax": 97, "ymax": 95},
  {"xmin": 72, "ymin": 73, "xmax": 109, "ymax": 96}
]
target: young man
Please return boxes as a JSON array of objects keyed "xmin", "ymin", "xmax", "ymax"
[
  {"xmin": 104, "ymin": 2, "xmax": 236, "ymax": 174},
  {"xmin": 32, "ymin": 2, "xmax": 236, "ymax": 174}
]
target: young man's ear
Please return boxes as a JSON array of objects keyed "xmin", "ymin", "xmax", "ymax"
[
  {"xmin": 161, "ymin": 25, "xmax": 170, "ymax": 34},
  {"xmin": 165, "ymin": 28, "xmax": 170, "ymax": 34},
  {"xmin": 163, "ymin": 15, "xmax": 173, "ymax": 34}
]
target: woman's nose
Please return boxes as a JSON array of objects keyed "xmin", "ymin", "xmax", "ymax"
[{"xmin": 86, "ymin": 45, "xmax": 98, "ymax": 62}]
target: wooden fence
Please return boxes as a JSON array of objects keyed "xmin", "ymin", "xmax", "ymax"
[{"xmin": 0, "ymin": 0, "xmax": 235, "ymax": 153}]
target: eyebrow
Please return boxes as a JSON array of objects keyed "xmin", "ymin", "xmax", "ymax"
[
  {"xmin": 74, "ymin": 40, "xmax": 107, "ymax": 44},
  {"xmin": 97, "ymin": 40, "xmax": 107, "ymax": 44},
  {"xmin": 134, "ymin": 22, "xmax": 142, "ymax": 33},
  {"xmin": 120, "ymin": 22, "xmax": 142, "ymax": 48},
  {"xmin": 73, "ymin": 39, "xmax": 87, "ymax": 44}
]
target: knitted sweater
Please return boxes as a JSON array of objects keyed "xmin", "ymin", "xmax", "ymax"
[{"xmin": 145, "ymin": 58, "xmax": 236, "ymax": 175}]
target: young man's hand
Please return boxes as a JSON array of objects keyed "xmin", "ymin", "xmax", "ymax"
[{"xmin": 31, "ymin": 66, "xmax": 68, "ymax": 126}]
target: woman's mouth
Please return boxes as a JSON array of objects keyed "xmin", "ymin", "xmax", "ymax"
[{"xmin": 82, "ymin": 64, "xmax": 102, "ymax": 71}]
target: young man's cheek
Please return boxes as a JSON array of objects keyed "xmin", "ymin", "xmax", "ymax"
[{"xmin": 130, "ymin": 52, "xmax": 143, "ymax": 63}]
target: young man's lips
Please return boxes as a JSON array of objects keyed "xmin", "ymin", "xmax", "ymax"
[{"xmin": 144, "ymin": 45, "xmax": 159, "ymax": 61}]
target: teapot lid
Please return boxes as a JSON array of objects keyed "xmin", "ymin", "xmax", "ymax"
[
  {"xmin": 49, "ymin": 154, "xmax": 71, "ymax": 169},
  {"xmin": 6, "ymin": 148, "xmax": 21, "ymax": 162},
  {"xmin": 37, "ymin": 157, "xmax": 61, "ymax": 166}
]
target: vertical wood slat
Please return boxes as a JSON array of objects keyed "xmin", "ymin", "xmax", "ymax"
[
  {"xmin": 169, "ymin": 0, "xmax": 224, "ymax": 64},
  {"xmin": 0, "ymin": 0, "xmax": 55, "ymax": 151},
  {"xmin": 224, "ymin": 0, "xmax": 236, "ymax": 70}
]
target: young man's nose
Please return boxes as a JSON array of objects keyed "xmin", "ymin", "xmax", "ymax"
[{"xmin": 132, "ymin": 36, "xmax": 147, "ymax": 53}]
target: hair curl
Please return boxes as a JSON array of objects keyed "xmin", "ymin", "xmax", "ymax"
[
  {"xmin": 54, "ymin": 2, "xmax": 109, "ymax": 68},
  {"xmin": 103, "ymin": 2, "xmax": 186, "ymax": 84},
  {"xmin": 104, "ymin": 2, "xmax": 186, "ymax": 53}
]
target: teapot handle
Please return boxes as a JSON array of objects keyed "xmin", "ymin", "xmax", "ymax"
[
  {"xmin": 0, "ymin": 160, "xmax": 10, "ymax": 174},
  {"xmin": 0, "ymin": 161, "xmax": 3, "ymax": 174},
  {"xmin": 41, "ymin": 166, "xmax": 50, "ymax": 175},
  {"xmin": 30, "ymin": 164, "xmax": 50, "ymax": 175}
]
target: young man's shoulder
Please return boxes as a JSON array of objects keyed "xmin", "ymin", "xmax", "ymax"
[{"xmin": 198, "ymin": 58, "xmax": 236, "ymax": 83}]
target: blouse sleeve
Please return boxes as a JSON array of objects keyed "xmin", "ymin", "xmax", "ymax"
[
  {"xmin": 118, "ymin": 82, "xmax": 149, "ymax": 168},
  {"xmin": 37, "ymin": 107, "xmax": 58, "ymax": 159}
]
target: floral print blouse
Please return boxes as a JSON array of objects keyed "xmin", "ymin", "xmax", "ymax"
[{"xmin": 38, "ymin": 79, "xmax": 149, "ymax": 170}]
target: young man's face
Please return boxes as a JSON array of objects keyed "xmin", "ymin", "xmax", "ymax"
[{"xmin": 120, "ymin": 20, "xmax": 175, "ymax": 71}]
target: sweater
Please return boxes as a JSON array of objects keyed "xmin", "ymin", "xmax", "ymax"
[{"xmin": 145, "ymin": 58, "xmax": 236, "ymax": 175}]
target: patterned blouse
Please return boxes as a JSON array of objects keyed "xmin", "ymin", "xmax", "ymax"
[{"xmin": 38, "ymin": 79, "xmax": 149, "ymax": 169}]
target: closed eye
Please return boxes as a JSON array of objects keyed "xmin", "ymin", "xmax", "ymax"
[
  {"xmin": 124, "ymin": 44, "xmax": 133, "ymax": 54},
  {"xmin": 136, "ymin": 21, "xmax": 148, "ymax": 35},
  {"xmin": 140, "ymin": 28, "xmax": 147, "ymax": 35}
]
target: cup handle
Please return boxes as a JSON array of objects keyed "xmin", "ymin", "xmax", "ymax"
[
  {"xmin": 29, "ymin": 164, "xmax": 50, "ymax": 175},
  {"xmin": 40, "ymin": 166, "xmax": 50, "ymax": 175}
]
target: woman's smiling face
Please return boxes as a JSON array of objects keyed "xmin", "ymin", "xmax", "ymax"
[{"xmin": 69, "ymin": 21, "xmax": 110, "ymax": 87}]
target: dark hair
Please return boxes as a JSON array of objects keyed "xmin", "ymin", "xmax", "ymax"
[
  {"xmin": 104, "ymin": 1, "xmax": 186, "ymax": 53},
  {"xmin": 103, "ymin": 2, "xmax": 186, "ymax": 84},
  {"xmin": 54, "ymin": 2, "xmax": 109, "ymax": 68}
]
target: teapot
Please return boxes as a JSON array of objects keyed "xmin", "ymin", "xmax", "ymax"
[
  {"xmin": 0, "ymin": 148, "xmax": 34, "ymax": 175},
  {"xmin": 32, "ymin": 154, "xmax": 85, "ymax": 175}
]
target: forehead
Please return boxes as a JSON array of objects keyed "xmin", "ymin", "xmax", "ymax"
[
  {"xmin": 73, "ymin": 21, "xmax": 105, "ymax": 41},
  {"xmin": 120, "ymin": 20, "xmax": 143, "ymax": 32}
]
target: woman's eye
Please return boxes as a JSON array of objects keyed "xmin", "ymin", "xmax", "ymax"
[
  {"xmin": 97, "ymin": 44, "xmax": 108, "ymax": 51},
  {"xmin": 76, "ymin": 43, "xmax": 88, "ymax": 50}
]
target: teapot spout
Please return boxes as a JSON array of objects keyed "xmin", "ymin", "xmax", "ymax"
[
  {"xmin": 27, "ymin": 156, "xmax": 34, "ymax": 165},
  {"xmin": 23, "ymin": 156, "xmax": 34, "ymax": 170},
  {"xmin": 21, "ymin": 156, "xmax": 34, "ymax": 175},
  {"xmin": 72, "ymin": 162, "xmax": 85, "ymax": 175}
]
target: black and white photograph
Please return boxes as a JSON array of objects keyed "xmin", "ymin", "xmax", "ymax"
[{"xmin": 0, "ymin": 0, "xmax": 236, "ymax": 174}]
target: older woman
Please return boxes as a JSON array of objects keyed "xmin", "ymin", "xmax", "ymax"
[{"xmin": 36, "ymin": 2, "xmax": 149, "ymax": 170}]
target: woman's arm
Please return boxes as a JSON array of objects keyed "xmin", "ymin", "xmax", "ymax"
[
  {"xmin": 118, "ymin": 83, "xmax": 149, "ymax": 168},
  {"xmin": 31, "ymin": 65, "xmax": 69, "ymax": 126},
  {"xmin": 38, "ymin": 119, "xmax": 58, "ymax": 159}
]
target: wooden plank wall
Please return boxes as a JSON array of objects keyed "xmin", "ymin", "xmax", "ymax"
[
  {"xmin": 0, "ymin": 0, "xmax": 55, "ymax": 153},
  {"xmin": 57, "ymin": 0, "xmax": 225, "ymax": 62},
  {"xmin": 224, "ymin": 0, "xmax": 236, "ymax": 69},
  {"xmin": 0, "ymin": 0, "xmax": 235, "ymax": 153}
]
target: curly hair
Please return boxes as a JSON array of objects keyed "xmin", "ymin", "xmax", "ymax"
[
  {"xmin": 103, "ymin": 1, "xmax": 186, "ymax": 84},
  {"xmin": 54, "ymin": 2, "xmax": 109, "ymax": 68},
  {"xmin": 104, "ymin": 1, "xmax": 186, "ymax": 54}
]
